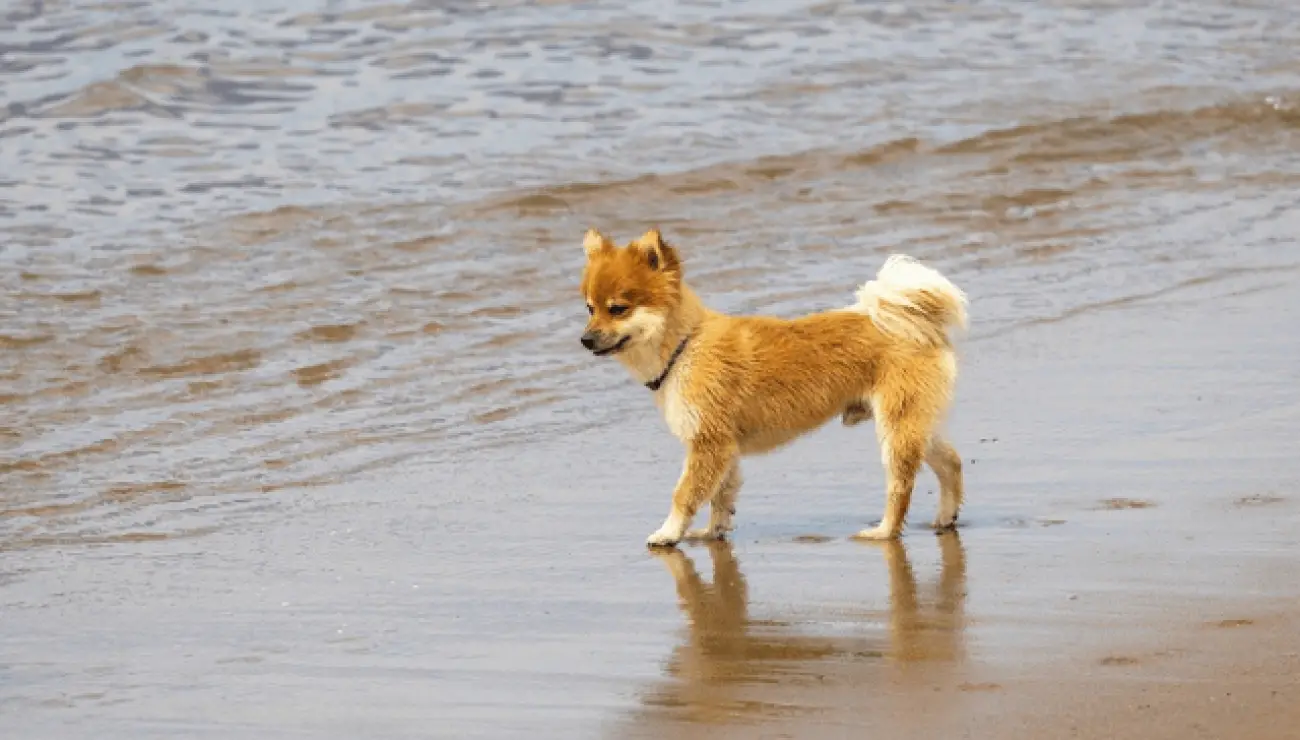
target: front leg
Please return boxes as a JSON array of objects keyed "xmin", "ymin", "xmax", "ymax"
[
  {"xmin": 684, "ymin": 464, "xmax": 741, "ymax": 542},
  {"xmin": 647, "ymin": 437, "xmax": 737, "ymax": 548}
]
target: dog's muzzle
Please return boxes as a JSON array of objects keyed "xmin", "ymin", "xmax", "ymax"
[{"xmin": 581, "ymin": 330, "xmax": 629, "ymax": 356}]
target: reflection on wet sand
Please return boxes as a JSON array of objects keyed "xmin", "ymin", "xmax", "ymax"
[
  {"xmin": 628, "ymin": 534, "xmax": 967, "ymax": 734},
  {"xmin": 879, "ymin": 533, "xmax": 967, "ymax": 665}
]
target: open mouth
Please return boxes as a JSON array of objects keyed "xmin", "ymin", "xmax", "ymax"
[{"xmin": 593, "ymin": 336, "xmax": 630, "ymax": 356}]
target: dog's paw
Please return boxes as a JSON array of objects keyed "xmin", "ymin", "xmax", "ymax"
[
  {"xmin": 683, "ymin": 527, "xmax": 728, "ymax": 542},
  {"xmin": 852, "ymin": 525, "xmax": 899, "ymax": 541},
  {"xmin": 646, "ymin": 528, "xmax": 683, "ymax": 548},
  {"xmin": 931, "ymin": 516, "xmax": 958, "ymax": 532}
]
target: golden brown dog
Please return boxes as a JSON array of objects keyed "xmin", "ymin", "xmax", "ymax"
[{"xmin": 579, "ymin": 228, "xmax": 967, "ymax": 547}]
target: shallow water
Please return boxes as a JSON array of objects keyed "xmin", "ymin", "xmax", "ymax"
[{"xmin": 3, "ymin": 0, "xmax": 1300, "ymax": 737}]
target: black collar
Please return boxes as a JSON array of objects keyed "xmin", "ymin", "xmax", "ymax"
[{"xmin": 646, "ymin": 335, "xmax": 691, "ymax": 392}]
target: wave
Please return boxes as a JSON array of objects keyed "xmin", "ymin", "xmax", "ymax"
[{"xmin": 473, "ymin": 94, "xmax": 1300, "ymax": 215}]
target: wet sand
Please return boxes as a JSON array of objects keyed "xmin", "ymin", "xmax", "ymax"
[
  {"xmin": 7, "ymin": 224, "xmax": 1298, "ymax": 739},
  {"xmin": 979, "ymin": 614, "xmax": 1300, "ymax": 740},
  {"xmin": 611, "ymin": 267, "xmax": 1300, "ymax": 739}
]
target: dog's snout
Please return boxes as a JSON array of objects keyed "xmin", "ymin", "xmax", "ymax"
[{"xmin": 580, "ymin": 331, "xmax": 599, "ymax": 350}]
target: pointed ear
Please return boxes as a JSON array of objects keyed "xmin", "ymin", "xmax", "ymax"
[
  {"xmin": 583, "ymin": 228, "xmax": 612, "ymax": 259},
  {"xmin": 633, "ymin": 228, "xmax": 667, "ymax": 270}
]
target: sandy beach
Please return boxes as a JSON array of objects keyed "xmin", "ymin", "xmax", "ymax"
[
  {"xmin": 611, "ymin": 266, "xmax": 1300, "ymax": 740},
  {"xmin": 7, "ymin": 221, "xmax": 1297, "ymax": 739},
  {"xmin": 3, "ymin": 1, "xmax": 1300, "ymax": 737}
]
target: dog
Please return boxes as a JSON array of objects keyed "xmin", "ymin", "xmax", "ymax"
[{"xmin": 578, "ymin": 228, "xmax": 967, "ymax": 547}]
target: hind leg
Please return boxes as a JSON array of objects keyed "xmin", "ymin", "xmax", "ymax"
[
  {"xmin": 854, "ymin": 406, "xmax": 929, "ymax": 541},
  {"xmin": 927, "ymin": 436, "xmax": 964, "ymax": 530},
  {"xmin": 685, "ymin": 464, "xmax": 740, "ymax": 541}
]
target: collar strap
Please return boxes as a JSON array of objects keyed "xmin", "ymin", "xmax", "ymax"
[{"xmin": 646, "ymin": 335, "xmax": 691, "ymax": 391}]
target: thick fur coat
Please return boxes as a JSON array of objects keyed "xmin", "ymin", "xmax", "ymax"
[{"xmin": 579, "ymin": 228, "xmax": 967, "ymax": 547}]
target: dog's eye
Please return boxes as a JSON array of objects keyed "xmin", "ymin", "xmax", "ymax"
[
  {"xmin": 586, "ymin": 303, "xmax": 594, "ymax": 315},
  {"xmin": 608, "ymin": 304, "xmax": 629, "ymax": 317}
]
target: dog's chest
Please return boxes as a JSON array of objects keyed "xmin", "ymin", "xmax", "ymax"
[{"xmin": 656, "ymin": 370, "xmax": 700, "ymax": 442}]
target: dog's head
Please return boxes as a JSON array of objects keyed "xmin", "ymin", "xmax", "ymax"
[{"xmin": 578, "ymin": 228, "xmax": 682, "ymax": 357}]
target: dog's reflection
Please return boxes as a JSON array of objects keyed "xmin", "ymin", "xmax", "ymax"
[
  {"xmin": 876, "ymin": 532, "xmax": 967, "ymax": 664},
  {"xmin": 637, "ymin": 534, "xmax": 967, "ymax": 727}
]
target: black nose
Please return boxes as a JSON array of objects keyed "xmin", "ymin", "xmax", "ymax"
[{"xmin": 580, "ymin": 332, "xmax": 597, "ymax": 350}]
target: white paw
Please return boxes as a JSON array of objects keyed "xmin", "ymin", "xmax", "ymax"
[
  {"xmin": 931, "ymin": 516, "xmax": 958, "ymax": 531},
  {"xmin": 646, "ymin": 527, "xmax": 682, "ymax": 548},
  {"xmin": 852, "ymin": 525, "xmax": 898, "ymax": 541}
]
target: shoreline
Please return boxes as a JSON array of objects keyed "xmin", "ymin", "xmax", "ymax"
[{"xmin": 608, "ymin": 266, "xmax": 1300, "ymax": 739}]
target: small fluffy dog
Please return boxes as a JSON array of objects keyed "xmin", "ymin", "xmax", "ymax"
[{"xmin": 579, "ymin": 228, "xmax": 967, "ymax": 547}]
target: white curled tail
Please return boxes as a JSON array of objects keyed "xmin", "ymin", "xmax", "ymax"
[{"xmin": 851, "ymin": 255, "xmax": 968, "ymax": 348}]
